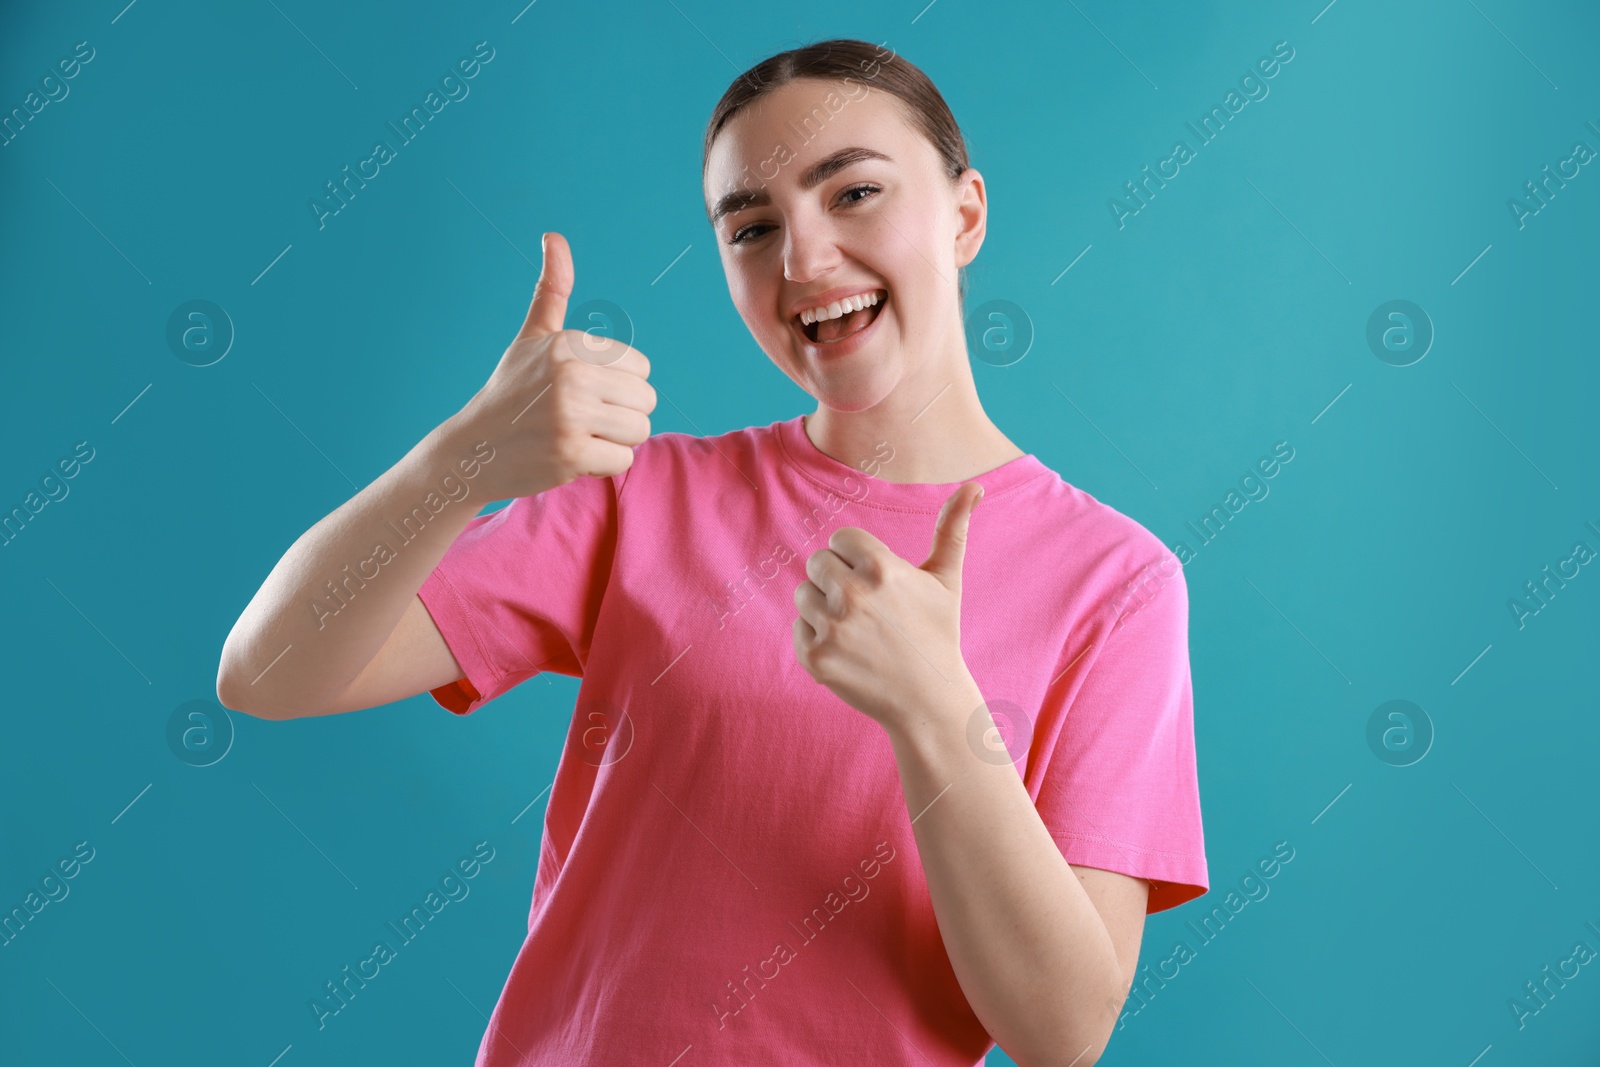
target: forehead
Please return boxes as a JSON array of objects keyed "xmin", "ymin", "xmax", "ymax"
[{"xmin": 703, "ymin": 79, "xmax": 918, "ymax": 202}]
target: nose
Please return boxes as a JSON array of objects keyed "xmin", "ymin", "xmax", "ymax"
[{"xmin": 782, "ymin": 214, "xmax": 842, "ymax": 285}]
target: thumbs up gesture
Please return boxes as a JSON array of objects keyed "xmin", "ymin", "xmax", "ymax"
[
  {"xmin": 793, "ymin": 482, "xmax": 985, "ymax": 734},
  {"xmin": 442, "ymin": 232, "xmax": 657, "ymax": 501}
]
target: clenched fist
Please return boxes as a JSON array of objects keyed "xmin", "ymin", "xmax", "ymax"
[{"xmin": 444, "ymin": 232, "xmax": 657, "ymax": 501}]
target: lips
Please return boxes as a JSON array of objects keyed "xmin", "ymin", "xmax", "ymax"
[{"xmin": 792, "ymin": 290, "xmax": 889, "ymax": 344}]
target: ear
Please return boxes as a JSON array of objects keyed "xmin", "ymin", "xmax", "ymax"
[{"xmin": 952, "ymin": 166, "xmax": 987, "ymax": 272}]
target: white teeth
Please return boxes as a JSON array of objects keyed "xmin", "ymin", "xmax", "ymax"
[{"xmin": 799, "ymin": 290, "xmax": 882, "ymax": 326}]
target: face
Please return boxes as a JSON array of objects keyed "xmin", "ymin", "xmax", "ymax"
[{"xmin": 704, "ymin": 78, "xmax": 985, "ymax": 413}]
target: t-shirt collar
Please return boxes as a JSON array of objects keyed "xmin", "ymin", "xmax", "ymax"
[{"xmin": 773, "ymin": 414, "xmax": 1049, "ymax": 513}]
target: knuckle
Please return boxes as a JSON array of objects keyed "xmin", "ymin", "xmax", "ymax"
[
  {"xmin": 546, "ymin": 391, "xmax": 576, "ymax": 432},
  {"xmin": 583, "ymin": 333, "xmax": 622, "ymax": 366},
  {"xmin": 549, "ymin": 426, "xmax": 580, "ymax": 467},
  {"xmin": 553, "ymin": 355, "xmax": 587, "ymax": 389},
  {"xmin": 855, "ymin": 555, "xmax": 881, "ymax": 585}
]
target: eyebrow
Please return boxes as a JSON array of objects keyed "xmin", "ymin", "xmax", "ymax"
[{"xmin": 708, "ymin": 146, "xmax": 893, "ymax": 225}]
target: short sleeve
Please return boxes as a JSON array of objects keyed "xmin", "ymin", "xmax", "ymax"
[
  {"xmin": 417, "ymin": 471, "xmax": 622, "ymax": 715},
  {"xmin": 1034, "ymin": 553, "xmax": 1209, "ymax": 913}
]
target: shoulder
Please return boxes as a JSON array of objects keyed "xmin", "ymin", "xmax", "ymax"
[
  {"xmin": 1010, "ymin": 463, "xmax": 1186, "ymax": 623},
  {"xmin": 1020, "ymin": 463, "xmax": 1179, "ymax": 574},
  {"xmin": 618, "ymin": 420, "xmax": 784, "ymax": 488}
]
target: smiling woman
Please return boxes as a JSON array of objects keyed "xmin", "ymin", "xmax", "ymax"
[
  {"xmin": 219, "ymin": 35, "xmax": 1208, "ymax": 1067},
  {"xmin": 701, "ymin": 44, "xmax": 993, "ymax": 430}
]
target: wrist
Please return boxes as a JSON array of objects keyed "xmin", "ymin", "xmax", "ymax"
[
  {"xmin": 427, "ymin": 410, "xmax": 477, "ymax": 464},
  {"xmin": 417, "ymin": 419, "xmax": 505, "ymax": 500},
  {"xmin": 884, "ymin": 671, "xmax": 986, "ymax": 768}
]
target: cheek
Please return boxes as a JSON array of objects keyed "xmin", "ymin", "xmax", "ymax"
[
  {"xmin": 723, "ymin": 278, "xmax": 762, "ymax": 326},
  {"xmin": 732, "ymin": 277, "xmax": 782, "ymax": 332},
  {"xmin": 878, "ymin": 193, "xmax": 942, "ymax": 258}
]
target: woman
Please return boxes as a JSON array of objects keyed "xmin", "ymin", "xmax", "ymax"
[{"xmin": 218, "ymin": 38, "xmax": 1207, "ymax": 1067}]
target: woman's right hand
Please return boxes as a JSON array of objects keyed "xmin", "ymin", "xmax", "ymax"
[{"xmin": 444, "ymin": 231, "xmax": 657, "ymax": 501}]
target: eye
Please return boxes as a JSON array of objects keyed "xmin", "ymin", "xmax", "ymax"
[
  {"xmin": 838, "ymin": 182, "xmax": 880, "ymax": 206},
  {"xmin": 728, "ymin": 222, "xmax": 770, "ymax": 246},
  {"xmin": 726, "ymin": 183, "xmax": 884, "ymax": 246}
]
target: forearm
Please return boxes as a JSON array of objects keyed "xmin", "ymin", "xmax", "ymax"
[
  {"xmin": 217, "ymin": 419, "xmax": 492, "ymax": 717},
  {"xmin": 886, "ymin": 679, "xmax": 1125, "ymax": 1067}
]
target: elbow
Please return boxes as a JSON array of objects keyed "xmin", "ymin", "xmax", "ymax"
[
  {"xmin": 1026, "ymin": 990, "xmax": 1122, "ymax": 1067},
  {"xmin": 1067, "ymin": 1041, "xmax": 1109, "ymax": 1067},
  {"xmin": 1008, "ymin": 1042, "xmax": 1104, "ymax": 1067},
  {"xmin": 1032, "ymin": 1041, "xmax": 1105, "ymax": 1067},
  {"xmin": 215, "ymin": 673, "xmax": 255, "ymax": 719},
  {"xmin": 216, "ymin": 659, "xmax": 285, "ymax": 721},
  {"xmin": 1033, "ymin": 1033, "xmax": 1109, "ymax": 1067},
  {"xmin": 1065, "ymin": 985, "xmax": 1130, "ymax": 1067},
  {"xmin": 1062, "ymin": 985, "xmax": 1131, "ymax": 1067},
  {"xmin": 215, "ymin": 622, "xmax": 306, "ymax": 719}
]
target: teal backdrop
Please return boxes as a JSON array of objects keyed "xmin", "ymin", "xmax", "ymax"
[{"xmin": 3, "ymin": 0, "xmax": 1597, "ymax": 1063}]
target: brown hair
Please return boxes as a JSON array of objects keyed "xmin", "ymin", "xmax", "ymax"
[{"xmin": 702, "ymin": 39, "xmax": 974, "ymax": 304}]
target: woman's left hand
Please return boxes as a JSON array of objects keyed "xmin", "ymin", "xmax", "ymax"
[{"xmin": 792, "ymin": 482, "xmax": 985, "ymax": 736}]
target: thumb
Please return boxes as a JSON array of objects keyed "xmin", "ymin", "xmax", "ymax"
[
  {"xmin": 920, "ymin": 482, "xmax": 983, "ymax": 589},
  {"xmin": 516, "ymin": 231, "xmax": 574, "ymax": 340}
]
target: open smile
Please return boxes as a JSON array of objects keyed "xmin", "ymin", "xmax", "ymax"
[{"xmin": 790, "ymin": 288, "xmax": 889, "ymax": 347}]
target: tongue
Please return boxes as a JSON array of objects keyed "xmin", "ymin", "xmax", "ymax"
[{"xmin": 816, "ymin": 303, "xmax": 878, "ymax": 343}]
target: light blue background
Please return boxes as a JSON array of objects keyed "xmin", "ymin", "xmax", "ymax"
[{"xmin": 2, "ymin": 0, "xmax": 1597, "ymax": 1063}]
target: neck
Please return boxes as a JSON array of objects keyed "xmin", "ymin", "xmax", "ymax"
[{"xmin": 804, "ymin": 371, "xmax": 1024, "ymax": 485}]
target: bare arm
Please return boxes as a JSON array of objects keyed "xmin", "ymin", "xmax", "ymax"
[
  {"xmin": 888, "ymin": 679, "xmax": 1141, "ymax": 1067},
  {"xmin": 215, "ymin": 421, "xmax": 491, "ymax": 719},
  {"xmin": 216, "ymin": 232, "xmax": 653, "ymax": 720}
]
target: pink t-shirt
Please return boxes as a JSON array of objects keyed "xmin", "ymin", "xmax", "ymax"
[{"xmin": 417, "ymin": 414, "xmax": 1208, "ymax": 1065}]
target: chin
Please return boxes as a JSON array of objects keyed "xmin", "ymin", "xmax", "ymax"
[
  {"xmin": 765, "ymin": 331, "xmax": 903, "ymax": 412},
  {"xmin": 809, "ymin": 371, "xmax": 900, "ymax": 414}
]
